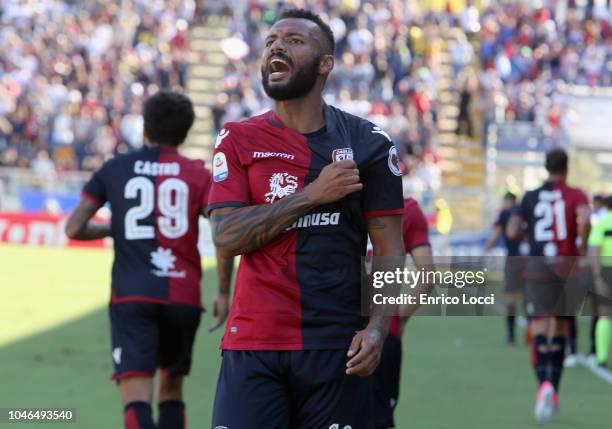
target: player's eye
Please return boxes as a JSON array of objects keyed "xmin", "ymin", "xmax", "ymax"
[
  {"xmin": 289, "ymin": 38, "xmax": 303, "ymax": 45},
  {"xmin": 265, "ymin": 39, "xmax": 273, "ymax": 48}
]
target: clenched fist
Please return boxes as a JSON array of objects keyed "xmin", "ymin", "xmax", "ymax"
[{"xmin": 304, "ymin": 160, "xmax": 362, "ymax": 205}]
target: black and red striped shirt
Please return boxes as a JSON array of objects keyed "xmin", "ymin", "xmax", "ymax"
[
  {"xmin": 83, "ymin": 145, "xmax": 211, "ymax": 308},
  {"xmin": 208, "ymin": 105, "xmax": 404, "ymax": 350}
]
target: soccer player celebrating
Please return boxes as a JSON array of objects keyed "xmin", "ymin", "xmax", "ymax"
[
  {"xmin": 484, "ymin": 192, "xmax": 524, "ymax": 345},
  {"xmin": 588, "ymin": 195, "xmax": 612, "ymax": 368},
  {"xmin": 507, "ymin": 148, "xmax": 590, "ymax": 423},
  {"xmin": 66, "ymin": 91, "xmax": 212, "ymax": 429},
  {"xmin": 373, "ymin": 196, "xmax": 433, "ymax": 429},
  {"xmin": 207, "ymin": 9, "xmax": 404, "ymax": 429}
]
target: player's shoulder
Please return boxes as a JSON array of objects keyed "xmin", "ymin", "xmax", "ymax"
[
  {"xmin": 403, "ymin": 197, "xmax": 421, "ymax": 213},
  {"xmin": 214, "ymin": 112, "xmax": 271, "ymax": 150},
  {"xmin": 329, "ymin": 105, "xmax": 393, "ymax": 145}
]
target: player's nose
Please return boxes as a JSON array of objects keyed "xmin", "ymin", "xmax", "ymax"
[{"xmin": 269, "ymin": 38, "xmax": 287, "ymax": 55}]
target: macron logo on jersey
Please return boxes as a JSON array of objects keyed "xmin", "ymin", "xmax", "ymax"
[{"xmin": 253, "ymin": 151, "xmax": 295, "ymax": 160}]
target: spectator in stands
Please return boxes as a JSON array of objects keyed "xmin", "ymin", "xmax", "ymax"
[{"xmin": 0, "ymin": 0, "xmax": 194, "ymax": 171}]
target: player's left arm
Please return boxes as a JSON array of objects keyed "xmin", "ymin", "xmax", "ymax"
[
  {"xmin": 506, "ymin": 201, "xmax": 526, "ymax": 241},
  {"xmin": 65, "ymin": 198, "xmax": 111, "ymax": 240},
  {"xmin": 347, "ymin": 215, "xmax": 405, "ymax": 376},
  {"xmin": 209, "ymin": 250, "xmax": 235, "ymax": 332}
]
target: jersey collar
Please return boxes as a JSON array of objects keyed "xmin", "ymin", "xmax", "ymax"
[{"xmin": 268, "ymin": 103, "xmax": 336, "ymax": 135}]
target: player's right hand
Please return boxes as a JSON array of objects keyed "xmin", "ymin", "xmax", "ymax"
[
  {"xmin": 304, "ymin": 160, "xmax": 362, "ymax": 205},
  {"xmin": 208, "ymin": 292, "xmax": 230, "ymax": 332}
]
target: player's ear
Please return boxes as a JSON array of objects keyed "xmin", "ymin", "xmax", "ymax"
[{"xmin": 318, "ymin": 54, "xmax": 334, "ymax": 76}]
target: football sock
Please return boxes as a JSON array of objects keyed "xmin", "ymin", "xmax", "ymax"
[
  {"xmin": 590, "ymin": 316, "xmax": 598, "ymax": 355},
  {"xmin": 532, "ymin": 335, "xmax": 549, "ymax": 385},
  {"xmin": 596, "ymin": 318, "xmax": 612, "ymax": 365},
  {"xmin": 550, "ymin": 336, "xmax": 566, "ymax": 391},
  {"xmin": 506, "ymin": 302, "xmax": 516, "ymax": 342},
  {"xmin": 567, "ymin": 317, "xmax": 577, "ymax": 355},
  {"xmin": 124, "ymin": 402, "xmax": 156, "ymax": 429},
  {"xmin": 158, "ymin": 400, "xmax": 185, "ymax": 429}
]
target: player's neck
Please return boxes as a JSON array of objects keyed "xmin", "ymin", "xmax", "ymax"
[
  {"xmin": 548, "ymin": 174, "xmax": 566, "ymax": 182},
  {"xmin": 273, "ymin": 93, "xmax": 325, "ymax": 135}
]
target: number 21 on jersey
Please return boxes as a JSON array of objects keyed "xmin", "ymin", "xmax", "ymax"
[
  {"xmin": 534, "ymin": 190, "xmax": 567, "ymax": 242},
  {"xmin": 124, "ymin": 177, "xmax": 189, "ymax": 240}
]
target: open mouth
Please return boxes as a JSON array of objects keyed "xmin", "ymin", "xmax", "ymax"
[{"xmin": 268, "ymin": 58, "xmax": 292, "ymax": 82}]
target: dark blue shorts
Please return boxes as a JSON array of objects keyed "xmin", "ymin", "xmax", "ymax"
[
  {"xmin": 372, "ymin": 334, "xmax": 402, "ymax": 429},
  {"xmin": 109, "ymin": 302, "xmax": 201, "ymax": 380},
  {"xmin": 211, "ymin": 350, "xmax": 373, "ymax": 429}
]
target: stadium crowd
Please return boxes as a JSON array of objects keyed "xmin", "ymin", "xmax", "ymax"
[
  {"xmin": 0, "ymin": 0, "xmax": 195, "ymax": 173},
  {"xmin": 477, "ymin": 1, "xmax": 612, "ymax": 135},
  {"xmin": 2, "ymin": 0, "xmax": 612, "ymax": 180}
]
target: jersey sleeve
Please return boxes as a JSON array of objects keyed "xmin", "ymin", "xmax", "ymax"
[
  {"xmin": 403, "ymin": 201, "xmax": 430, "ymax": 251},
  {"xmin": 361, "ymin": 132, "xmax": 403, "ymax": 218},
  {"xmin": 81, "ymin": 165, "xmax": 108, "ymax": 207},
  {"xmin": 199, "ymin": 162, "xmax": 213, "ymax": 214},
  {"xmin": 207, "ymin": 125, "xmax": 250, "ymax": 214},
  {"xmin": 575, "ymin": 189, "xmax": 589, "ymax": 207}
]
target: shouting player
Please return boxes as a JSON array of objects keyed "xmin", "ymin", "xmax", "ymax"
[
  {"xmin": 373, "ymin": 196, "xmax": 433, "ymax": 429},
  {"xmin": 484, "ymin": 192, "xmax": 523, "ymax": 345},
  {"xmin": 66, "ymin": 91, "xmax": 212, "ymax": 429},
  {"xmin": 208, "ymin": 9, "xmax": 404, "ymax": 429},
  {"xmin": 507, "ymin": 148, "xmax": 590, "ymax": 423}
]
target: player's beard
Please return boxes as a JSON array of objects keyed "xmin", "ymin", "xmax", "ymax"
[{"xmin": 261, "ymin": 55, "xmax": 321, "ymax": 101}]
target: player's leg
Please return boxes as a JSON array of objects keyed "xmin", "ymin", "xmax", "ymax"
[
  {"xmin": 530, "ymin": 317, "xmax": 552, "ymax": 386},
  {"xmin": 563, "ymin": 317, "xmax": 578, "ymax": 367},
  {"xmin": 549, "ymin": 317, "xmax": 569, "ymax": 392},
  {"xmin": 212, "ymin": 351, "xmax": 290, "ymax": 429},
  {"xmin": 109, "ymin": 302, "xmax": 160, "ymax": 429},
  {"xmin": 157, "ymin": 304, "xmax": 201, "ymax": 429},
  {"xmin": 504, "ymin": 290, "xmax": 522, "ymax": 345},
  {"xmin": 595, "ymin": 268, "xmax": 612, "ymax": 367},
  {"xmin": 372, "ymin": 335, "xmax": 402, "ymax": 429},
  {"xmin": 503, "ymin": 259, "xmax": 522, "ymax": 345},
  {"xmin": 595, "ymin": 316, "xmax": 611, "ymax": 367},
  {"xmin": 290, "ymin": 350, "xmax": 373, "ymax": 429},
  {"xmin": 120, "ymin": 378, "xmax": 155, "ymax": 429}
]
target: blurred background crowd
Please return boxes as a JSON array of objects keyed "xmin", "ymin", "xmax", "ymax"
[
  {"xmin": 0, "ymin": 0, "xmax": 195, "ymax": 174},
  {"xmin": 1, "ymin": 0, "xmax": 611, "ymax": 190}
]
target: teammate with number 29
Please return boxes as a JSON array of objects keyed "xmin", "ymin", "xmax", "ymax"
[{"xmin": 66, "ymin": 91, "xmax": 213, "ymax": 429}]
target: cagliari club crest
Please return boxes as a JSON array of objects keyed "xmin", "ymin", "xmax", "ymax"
[{"xmin": 332, "ymin": 148, "xmax": 353, "ymax": 162}]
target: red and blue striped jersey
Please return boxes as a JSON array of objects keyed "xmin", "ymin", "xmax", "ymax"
[
  {"xmin": 208, "ymin": 105, "xmax": 404, "ymax": 350},
  {"xmin": 82, "ymin": 145, "xmax": 211, "ymax": 308}
]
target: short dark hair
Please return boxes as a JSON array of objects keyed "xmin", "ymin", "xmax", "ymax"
[
  {"xmin": 278, "ymin": 9, "xmax": 335, "ymax": 55},
  {"xmin": 545, "ymin": 148, "xmax": 568, "ymax": 175},
  {"xmin": 604, "ymin": 195, "xmax": 612, "ymax": 209},
  {"xmin": 593, "ymin": 194, "xmax": 605, "ymax": 204},
  {"xmin": 143, "ymin": 91, "xmax": 195, "ymax": 146},
  {"xmin": 503, "ymin": 192, "xmax": 517, "ymax": 201}
]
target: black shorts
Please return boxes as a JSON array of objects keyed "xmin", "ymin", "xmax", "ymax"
[
  {"xmin": 212, "ymin": 350, "xmax": 373, "ymax": 429},
  {"xmin": 373, "ymin": 334, "xmax": 402, "ymax": 429},
  {"xmin": 109, "ymin": 302, "xmax": 201, "ymax": 380},
  {"xmin": 524, "ymin": 261, "xmax": 587, "ymax": 317}
]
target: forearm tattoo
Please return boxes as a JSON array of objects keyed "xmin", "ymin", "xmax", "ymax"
[{"xmin": 211, "ymin": 191, "xmax": 316, "ymax": 255}]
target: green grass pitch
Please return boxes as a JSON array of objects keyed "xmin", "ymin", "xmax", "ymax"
[{"xmin": 0, "ymin": 245, "xmax": 610, "ymax": 428}]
